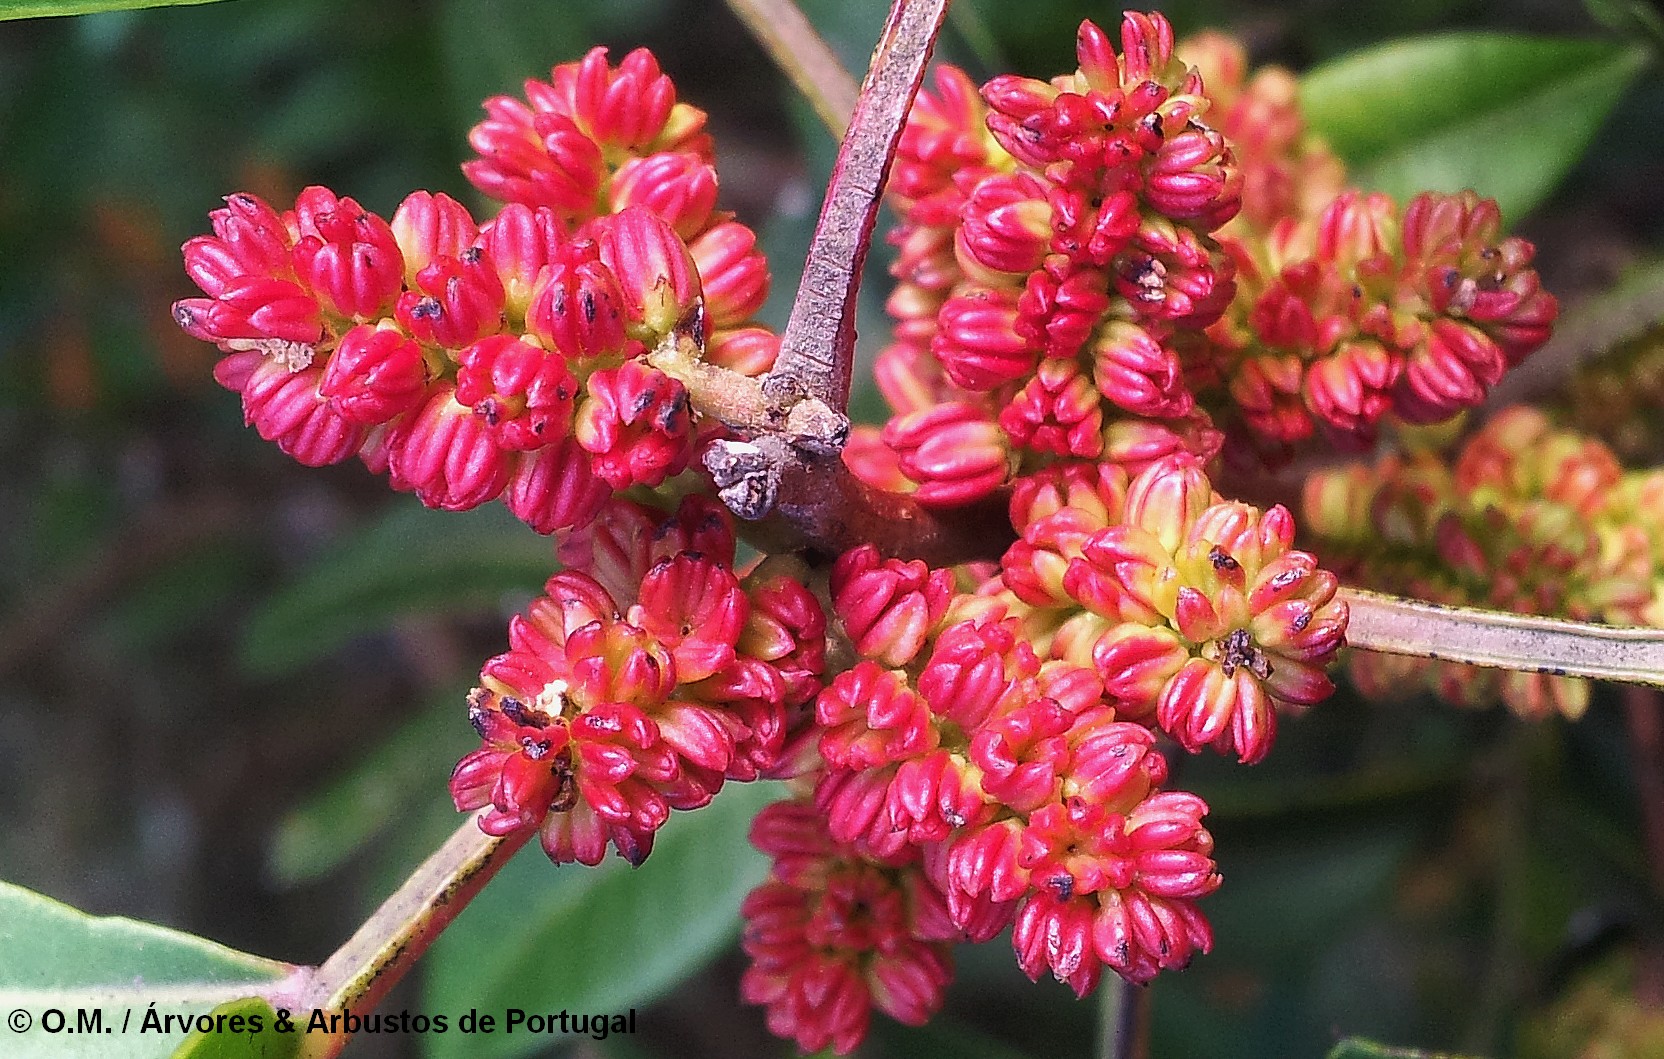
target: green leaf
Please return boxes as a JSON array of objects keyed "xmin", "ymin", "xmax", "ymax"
[
  {"xmin": 169, "ymin": 998, "xmax": 297, "ymax": 1059},
  {"xmin": 1326, "ymin": 1037, "xmax": 1487, "ymax": 1059},
  {"xmin": 239, "ymin": 501, "xmax": 555, "ymax": 677},
  {"xmin": 422, "ymin": 782, "xmax": 782, "ymax": 1059},
  {"xmin": 1301, "ymin": 34, "xmax": 1650, "ymax": 219},
  {"xmin": 269, "ymin": 685, "xmax": 474, "ymax": 887},
  {"xmin": 0, "ymin": 881, "xmax": 298, "ymax": 1059},
  {"xmin": 0, "ymin": 0, "xmax": 228, "ymax": 18}
]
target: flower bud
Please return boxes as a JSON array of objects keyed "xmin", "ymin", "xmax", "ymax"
[
  {"xmin": 524, "ymin": 239, "xmax": 629, "ymax": 361},
  {"xmin": 319, "ymin": 323, "xmax": 429, "ymax": 425},
  {"xmin": 609, "ymin": 151, "xmax": 720, "ymax": 238},
  {"xmin": 594, "ymin": 207, "xmax": 703, "ymax": 340},
  {"xmin": 395, "ymin": 250, "xmax": 506, "ymax": 350},
  {"xmin": 290, "ymin": 186, "xmax": 404, "ymax": 321},
  {"xmin": 572, "ymin": 360, "xmax": 692, "ymax": 488},
  {"xmin": 455, "ymin": 334, "xmax": 579, "ymax": 451},
  {"xmin": 932, "ymin": 288, "xmax": 1035, "ymax": 392},
  {"xmin": 688, "ymin": 221, "xmax": 769, "ymax": 330},
  {"xmin": 390, "ymin": 191, "xmax": 480, "ymax": 284}
]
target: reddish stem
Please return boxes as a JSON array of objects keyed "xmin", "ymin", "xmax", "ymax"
[
  {"xmin": 769, "ymin": 0, "xmax": 951, "ymax": 413},
  {"xmin": 285, "ymin": 815, "xmax": 533, "ymax": 1057},
  {"xmin": 725, "ymin": 0, "xmax": 860, "ymax": 137},
  {"xmin": 1623, "ymin": 685, "xmax": 1664, "ymax": 1006}
]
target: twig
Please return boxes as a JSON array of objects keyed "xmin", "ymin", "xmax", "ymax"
[
  {"xmin": 756, "ymin": 458, "xmax": 1011, "ymax": 564},
  {"xmin": 768, "ymin": 0, "xmax": 951, "ymax": 413},
  {"xmin": 1343, "ymin": 588, "xmax": 1664, "ymax": 688},
  {"xmin": 692, "ymin": 0, "xmax": 964, "ymax": 558},
  {"xmin": 1096, "ymin": 976, "xmax": 1146, "ymax": 1059},
  {"xmin": 725, "ymin": 0, "xmax": 860, "ymax": 138},
  {"xmin": 1624, "ymin": 687, "xmax": 1664, "ymax": 898},
  {"xmin": 282, "ymin": 813, "xmax": 533, "ymax": 1058}
]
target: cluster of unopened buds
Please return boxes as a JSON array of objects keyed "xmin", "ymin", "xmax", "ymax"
[
  {"xmin": 171, "ymin": 8, "xmax": 1587, "ymax": 1055},
  {"xmin": 452, "ymin": 493, "xmax": 826, "ymax": 863},
  {"xmin": 741, "ymin": 451, "xmax": 1346, "ymax": 1050},
  {"xmin": 853, "ymin": 11, "xmax": 1557, "ymax": 504},
  {"xmin": 175, "ymin": 47, "xmax": 772, "ymax": 533},
  {"xmin": 1305, "ymin": 406, "xmax": 1664, "ymax": 720}
]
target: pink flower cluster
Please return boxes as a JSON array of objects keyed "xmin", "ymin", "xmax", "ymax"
[
  {"xmin": 449, "ymin": 496, "xmax": 825, "ymax": 865},
  {"xmin": 1304, "ymin": 407, "xmax": 1662, "ymax": 720},
  {"xmin": 739, "ymin": 454, "xmax": 1349, "ymax": 1052},
  {"xmin": 1001, "ymin": 455, "xmax": 1347, "ymax": 763},
  {"xmin": 741, "ymin": 801, "xmax": 957, "ymax": 1054},
  {"xmin": 848, "ymin": 12, "xmax": 1238, "ymax": 507},
  {"xmin": 175, "ymin": 48, "xmax": 774, "ymax": 534},
  {"xmin": 847, "ymin": 12, "xmax": 1560, "ymax": 501},
  {"xmin": 1204, "ymin": 189, "xmax": 1558, "ymax": 451},
  {"xmin": 173, "ymin": 23, "xmax": 1393, "ymax": 1058},
  {"xmin": 1179, "ymin": 35, "xmax": 1557, "ymax": 454}
]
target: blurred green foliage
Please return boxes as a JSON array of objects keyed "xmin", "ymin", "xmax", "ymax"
[{"xmin": 2, "ymin": 1, "xmax": 1664, "ymax": 1058}]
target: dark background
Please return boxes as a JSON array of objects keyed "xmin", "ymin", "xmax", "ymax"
[{"xmin": 2, "ymin": 0, "xmax": 1663, "ymax": 1056}]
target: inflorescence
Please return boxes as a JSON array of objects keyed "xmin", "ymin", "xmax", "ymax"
[{"xmin": 172, "ymin": 11, "xmax": 1581, "ymax": 1054}]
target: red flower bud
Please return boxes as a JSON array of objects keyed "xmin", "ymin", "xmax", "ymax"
[
  {"xmin": 688, "ymin": 221, "xmax": 770, "ymax": 330},
  {"xmin": 319, "ymin": 323, "xmax": 429, "ymax": 425},
  {"xmin": 503, "ymin": 434, "xmax": 609, "ymax": 534},
  {"xmin": 572, "ymin": 361, "xmax": 692, "ymax": 488},
  {"xmin": 390, "ymin": 191, "xmax": 480, "ymax": 284},
  {"xmin": 395, "ymin": 250, "xmax": 506, "ymax": 350},
  {"xmin": 1012, "ymin": 890, "xmax": 1101, "ymax": 997},
  {"xmin": 883, "ymin": 403, "xmax": 1013, "ymax": 506},
  {"xmin": 464, "ymin": 99, "xmax": 606, "ymax": 217},
  {"xmin": 609, "ymin": 151, "xmax": 720, "ymax": 238},
  {"xmin": 386, "ymin": 382, "xmax": 512, "ymax": 510},
  {"xmin": 955, "ymin": 172, "xmax": 1053, "ymax": 281},
  {"xmin": 1089, "ymin": 320, "xmax": 1191, "ymax": 418},
  {"xmin": 476, "ymin": 204, "xmax": 567, "ymax": 317},
  {"xmin": 455, "ymin": 334, "xmax": 579, "ymax": 451},
  {"xmin": 631, "ymin": 553, "xmax": 749, "ymax": 684},
  {"xmin": 816, "ymin": 662, "xmax": 936, "ymax": 770},
  {"xmin": 830, "ymin": 545, "xmax": 956, "ymax": 668},
  {"xmin": 593, "ymin": 207, "xmax": 703, "ymax": 340},
  {"xmin": 290, "ymin": 186, "xmax": 404, "ymax": 321},
  {"xmin": 932, "ymin": 288, "xmax": 1036, "ymax": 392},
  {"xmin": 524, "ymin": 238, "xmax": 629, "ymax": 361},
  {"xmin": 184, "ymin": 192, "xmax": 292, "ymax": 294},
  {"xmin": 219, "ymin": 351, "xmax": 366, "ymax": 467}
]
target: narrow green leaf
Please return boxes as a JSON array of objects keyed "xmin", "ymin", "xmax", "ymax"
[
  {"xmin": 422, "ymin": 782, "xmax": 782, "ymax": 1059},
  {"xmin": 1327, "ymin": 1037, "xmax": 1487, "ymax": 1059},
  {"xmin": 268, "ymin": 685, "xmax": 474, "ymax": 887},
  {"xmin": 0, "ymin": 881, "xmax": 300, "ymax": 1059},
  {"xmin": 168, "ymin": 998, "xmax": 297, "ymax": 1059},
  {"xmin": 1302, "ymin": 34, "xmax": 1649, "ymax": 218},
  {"xmin": 0, "ymin": 0, "xmax": 228, "ymax": 17},
  {"xmin": 239, "ymin": 502, "xmax": 554, "ymax": 677}
]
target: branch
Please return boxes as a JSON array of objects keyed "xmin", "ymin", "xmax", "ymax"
[
  {"xmin": 1096, "ymin": 977, "xmax": 1147, "ymax": 1059},
  {"xmin": 753, "ymin": 458, "xmax": 1011, "ymax": 564},
  {"xmin": 283, "ymin": 813, "xmax": 532, "ymax": 1058},
  {"xmin": 1625, "ymin": 687, "xmax": 1664, "ymax": 895},
  {"xmin": 725, "ymin": 0, "xmax": 860, "ymax": 138},
  {"xmin": 0, "ymin": 496, "xmax": 243, "ymax": 677},
  {"xmin": 690, "ymin": 0, "xmax": 965, "ymax": 557},
  {"xmin": 768, "ymin": 0, "xmax": 951, "ymax": 412},
  {"xmin": 1343, "ymin": 588, "xmax": 1664, "ymax": 689}
]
